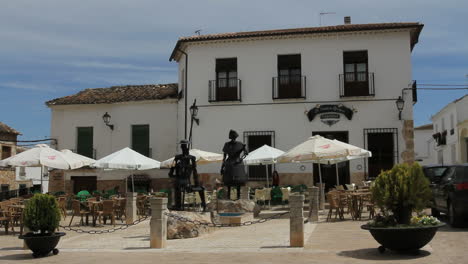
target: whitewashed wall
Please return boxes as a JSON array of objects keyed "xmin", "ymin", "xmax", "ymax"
[
  {"xmin": 414, "ymin": 129, "xmax": 435, "ymax": 166},
  {"xmin": 177, "ymin": 30, "xmax": 415, "ymax": 176},
  {"xmin": 50, "ymin": 100, "xmax": 178, "ymax": 178}
]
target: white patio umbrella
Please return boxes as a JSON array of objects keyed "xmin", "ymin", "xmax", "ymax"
[
  {"xmin": 278, "ymin": 135, "xmax": 367, "ymax": 209},
  {"xmin": 92, "ymin": 147, "xmax": 161, "ymax": 192},
  {"xmin": 60, "ymin": 149, "xmax": 96, "ymax": 191},
  {"xmin": 160, "ymin": 148, "xmax": 223, "ymax": 168},
  {"xmin": 0, "ymin": 144, "xmax": 89, "ymax": 192},
  {"xmin": 60, "ymin": 149, "xmax": 96, "ymax": 167},
  {"xmin": 243, "ymin": 145, "xmax": 285, "ymax": 188}
]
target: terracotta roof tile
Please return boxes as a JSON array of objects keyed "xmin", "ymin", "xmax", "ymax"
[
  {"xmin": 414, "ymin": 124, "xmax": 433, "ymax": 130},
  {"xmin": 0, "ymin": 122, "xmax": 21, "ymax": 135},
  {"xmin": 170, "ymin": 22, "xmax": 423, "ymax": 60},
  {"xmin": 46, "ymin": 83, "xmax": 178, "ymax": 106}
]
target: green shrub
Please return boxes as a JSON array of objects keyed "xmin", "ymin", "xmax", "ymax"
[
  {"xmin": 371, "ymin": 163, "xmax": 432, "ymax": 225},
  {"xmin": 23, "ymin": 194, "xmax": 61, "ymax": 234}
]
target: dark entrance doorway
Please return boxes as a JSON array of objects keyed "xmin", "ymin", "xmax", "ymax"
[
  {"xmin": 72, "ymin": 176, "xmax": 97, "ymax": 194},
  {"xmin": 365, "ymin": 130, "xmax": 396, "ymax": 179},
  {"xmin": 244, "ymin": 131, "xmax": 275, "ymax": 180},
  {"xmin": 312, "ymin": 131, "xmax": 350, "ymax": 191}
]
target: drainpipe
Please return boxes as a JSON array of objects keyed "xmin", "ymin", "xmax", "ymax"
[{"xmin": 177, "ymin": 49, "xmax": 188, "ymax": 140}]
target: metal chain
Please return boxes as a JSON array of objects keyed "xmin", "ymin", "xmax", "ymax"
[
  {"xmin": 164, "ymin": 211, "xmax": 289, "ymax": 228},
  {"xmin": 59, "ymin": 215, "xmax": 150, "ymax": 234}
]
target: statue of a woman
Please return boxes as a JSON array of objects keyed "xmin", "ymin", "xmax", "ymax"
[{"xmin": 220, "ymin": 130, "xmax": 248, "ymax": 200}]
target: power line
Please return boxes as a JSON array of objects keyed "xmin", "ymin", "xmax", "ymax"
[
  {"xmin": 0, "ymin": 138, "xmax": 56, "ymax": 143},
  {"xmin": 418, "ymin": 84, "xmax": 468, "ymax": 86},
  {"xmin": 417, "ymin": 87, "xmax": 468, "ymax": 90}
]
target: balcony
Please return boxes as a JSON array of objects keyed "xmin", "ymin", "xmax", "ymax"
[
  {"xmin": 339, "ymin": 72, "xmax": 375, "ymax": 97},
  {"xmin": 208, "ymin": 78, "xmax": 242, "ymax": 102},
  {"xmin": 272, "ymin": 75, "xmax": 306, "ymax": 100}
]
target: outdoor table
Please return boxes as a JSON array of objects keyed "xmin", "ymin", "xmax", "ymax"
[{"xmin": 347, "ymin": 192, "xmax": 367, "ymax": 220}]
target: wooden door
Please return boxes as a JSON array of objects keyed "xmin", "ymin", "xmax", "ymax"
[{"xmin": 72, "ymin": 176, "xmax": 97, "ymax": 194}]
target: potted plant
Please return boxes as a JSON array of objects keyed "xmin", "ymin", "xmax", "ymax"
[
  {"xmin": 19, "ymin": 193, "xmax": 65, "ymax": 258},
  {"xmin": 361, "ymin": 163, "xmax": 444, "ymax": 254}
]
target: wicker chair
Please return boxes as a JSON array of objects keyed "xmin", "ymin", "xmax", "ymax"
[
  {"xmin": 69, "ymin": 200, "xmax": 90, "ymax": 226},
  {"xmin": 326, "ymin": 192, "xmax": 343, "ymax": 222},
  {"xmin": 97, "ymin": 200, "xmax": 116, "ymax": 226}
]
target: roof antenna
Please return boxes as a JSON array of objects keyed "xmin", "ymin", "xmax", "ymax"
[
  {"xmin": 194, "ymin": 29, "xmax": 202, "ymax": 36},
  {"xmin": 319, "ymin": 12, "xmax": 336, "ymax": 26}
]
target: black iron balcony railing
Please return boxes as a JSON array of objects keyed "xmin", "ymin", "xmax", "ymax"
[
  {"xmin": 339, "ymin": 72, "xmax": 375, "ymax": 97},
  {"xmin": 208, "ymin": 78, "xmax": 242, "ymax": 102},
  {"xmin": 272, "ymin": 75, "xmax": 306, "ymax": 100}
]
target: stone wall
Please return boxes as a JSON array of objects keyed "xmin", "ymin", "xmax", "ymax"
[
  {"xmin": 402, "ymin": 119, "xmax": 415, "ymax": 164},
  {"xmin": 0, "ymin": 168, "xmax": 32, "ymax": 190},
  {"xmin": 48, "ymin": 170, "xmax": 65, "ymax": 193},
  {"xmin": 350, "ymin": 172, "xmax": 365, "ymax": 186}
]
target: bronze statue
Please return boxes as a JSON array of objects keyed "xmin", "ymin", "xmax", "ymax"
[
  {"xmin": 220, "ymin": 130, "xmax": 248, "ymax": 200},
  {"xmin": 169, "ymin": 140, "xmax": 206, "ymax": 211}
]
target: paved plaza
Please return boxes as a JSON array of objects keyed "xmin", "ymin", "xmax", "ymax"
[{"xmin": 0, "ymin": 210, "xmax": 467, "ymax": 264}]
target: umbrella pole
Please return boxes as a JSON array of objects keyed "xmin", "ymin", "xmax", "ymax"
[
  {"xmin": 336, "ymin": 163, "xmax": 340, "ymax": 186},
  {"xmin": 40, "ymin": 166, "xmax": 43, "ymax": 194},
  {"xmin": 126, "ymin": 177, "xmax": 128, "ymax": 193},
  {"xmin": 265, "ymin": 165, "xmax": 270, "ymax": 208},
  {"xmin": 318, "ymin": 163, "xmax": 324, "ymax": 210}
]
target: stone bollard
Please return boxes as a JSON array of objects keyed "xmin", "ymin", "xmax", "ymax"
[
  {"xmin": 150, "ymin": 197, "xmax": 167, "ymax": 248},
  {"xmin": 317, "ymin": 183, "xmax": 325, "ymax": 210},
  {"xmin": 240, "ymin": 186, "xmax": 250, "ymax": 200},
  {"xmin": 126, "ymin": 192, "xmax": 137, "ymax": 225},
  {"xmin": 289, "ymin": 194, "xmax": 304, "ymax": 247},
  {"xmin": 307, "ymin": 187, "xmax": 319, "ymax": 222}
]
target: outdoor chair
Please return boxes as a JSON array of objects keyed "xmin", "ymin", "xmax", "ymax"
[
  {"xmin": 345, "ymin": 184, "xmax": 356, "ymax": 191},
  {"xmin": 0, "ymin": 202, "xmax": 14, "ymax": 234},
  {"xmin": 254, "ymin": 189, "xmax": 265, "ymax": 205},
  {"xmin": 97, "ymin": 200, "xmax": 116, "ymax": 226},
  {"xmin": 69, "ymin": 200, "xmax": 90, "ymax": 226},
  {"xmin": 326, "ymin": 192, "xmax": 343, "ymax": 222},
  {"xmin": 114, "ymin": 198, "xmax": 126, "ymax": 221},
  {"xmin": 58, "ymin": 196, "xmax": 67, "ymax": 220}
]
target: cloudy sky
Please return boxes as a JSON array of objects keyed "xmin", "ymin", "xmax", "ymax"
[{"xmin": 1, "ymin": 0, "xmax": 467, "ymax": 141}]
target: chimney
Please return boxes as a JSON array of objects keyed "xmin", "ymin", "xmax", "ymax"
[{"xmin": 344, "ymin": 16, "xmax": 351, "ymax": 24}]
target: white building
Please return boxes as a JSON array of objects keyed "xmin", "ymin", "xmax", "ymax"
[
  {"xmin": 414, "ymin": 124, "xmax": 435, "ymax": 166},
  {"xmin": 47, "ymin": 20, "xmax": 423, "ymax": 193},
  {"xmin": 171, "ymin": 20, "xmax": 422, "ymax": 189},
  {"xmin": 431, "ymin": 94, "xmax": 468, "ymax": 165},
  {"xmin": 46, "ymin": 84, "xmax": 179, "ymax": 193}
]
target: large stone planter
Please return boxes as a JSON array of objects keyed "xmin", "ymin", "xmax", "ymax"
[
  {"xmin": 19, "ymin": 232, "xmax": 65, "ymax": 258},
  {"xmin": 361, "ymin": 224, "xmax": 444, "ymax": 253}
]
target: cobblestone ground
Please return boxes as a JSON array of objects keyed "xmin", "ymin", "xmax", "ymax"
[{"xmin": 0, "ymin": 211, "xmax": 466, "ymax": 263}]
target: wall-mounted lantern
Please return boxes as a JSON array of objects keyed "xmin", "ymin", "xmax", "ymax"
[
  {"xmin": 102, "ymin": 112, "xmax": 114, "ymax": 130},
  {"xmin": 395, "ymin": 96, "xmax": 405, "ymax": 120}
]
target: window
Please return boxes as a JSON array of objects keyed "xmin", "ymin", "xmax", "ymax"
[
  {"xmin": 76, "ymin": 127, "xmax": 93, "ymax": 158},
  {"xmin": 209, "ymin": 58, "xmax": 240, "ymax": 102},
  {"xmin": 450, "ymin": 114, "xmax": 455, "ymax": 135},
  {"xmin": 341, "ymin": 51, "xmax": 374, "ymax": 97},
  {"xmin": 1, "ymin": 184, "xmax": 9, "ymax": 192},
  {"xmin": 132, "ymin": 125, "xmax": 150, "ymax": 157},
  {"xmin": 243, "ymin": 131, "xmax": 275, "ymax": 180},
  {"xmin": 1, "ymin": 146, "xmax": 11, "ymax": 160},
  {"xmin": 274, "ymin": 54, "xmax": 304, "ymax": 99}
]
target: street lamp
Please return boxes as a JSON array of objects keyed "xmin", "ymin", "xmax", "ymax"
[
  {"xmin": 189, "ymin": 99, "xmax": 199, "ymax": 147},
  {"xmin": 395, "ymin": 96, "xmax": 404, "ymax": 120},
  {"xmin": 102, "ymin": 112, "xmax": 114, "ymax": 130}
]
